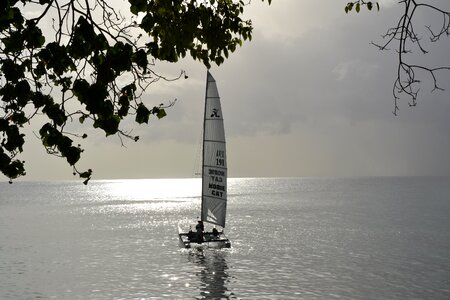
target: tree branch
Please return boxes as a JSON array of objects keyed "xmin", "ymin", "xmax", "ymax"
[{"xmin": 375, "ymin": 0, "xmax": 450, "ymax": 115}]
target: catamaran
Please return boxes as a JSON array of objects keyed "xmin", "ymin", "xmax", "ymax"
[{"xmin": 178, "ymin": 71, "xmax": 231, "ymax": 249}]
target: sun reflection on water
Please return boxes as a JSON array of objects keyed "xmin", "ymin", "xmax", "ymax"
[
  {"xmin": 99, "ymin": 178, "xmax": 201, "ymax": 201},
  {"xmin": 79, "ymin": 178, "xmax": 202, "ymax": 216}
]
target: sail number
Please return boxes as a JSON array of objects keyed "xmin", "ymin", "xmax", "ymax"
[
  {"xmin": 208, "ymin": 169, "xmax": 225, "ymax": 198},
  {"xmin": 216, "ymin": 150, "xmax": 225, "ymax": 167}
]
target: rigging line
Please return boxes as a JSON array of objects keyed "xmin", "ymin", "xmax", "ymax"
[{"xmin": 193, "ymin": 127, "xmax": 203, "ymax": 177}]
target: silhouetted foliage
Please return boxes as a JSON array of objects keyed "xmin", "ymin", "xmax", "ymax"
[
  {"xmin": 0, "ymin": 0, "xmax": 271, "ymax": 183},
  {"xmin": 346, "ymin": 0, "xmax": 450, "ymax": 115}
]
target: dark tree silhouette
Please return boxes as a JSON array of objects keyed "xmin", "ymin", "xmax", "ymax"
[
  {"xmin": 0, "ymin": 0, "xmax": 271, "ymax": 183},
  {"xmin": 346, "ymin": 0, "xmax": 450, "ymax": 115}
]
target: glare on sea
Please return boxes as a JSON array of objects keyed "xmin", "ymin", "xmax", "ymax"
[
  {"xmin": 81, "ymin": 178, "xmax": 202, "ymax": 216},
  {"xmin": 102, "ymin": 178, "xmax": 200, "ymax": 201}
]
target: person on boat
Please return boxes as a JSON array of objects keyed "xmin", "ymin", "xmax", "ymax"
[
  {"xmin": 195, "ymin": 220, "xmax": 204, "ymax": 243},
  {"xmin": 212, "ymin": 227, "xmax": 219, "ymax": 238},
  {"xmin": 187, "ymin": 229, "xmax": 195, "ymax": 242},
  {"xmin": 196, "ymin": 220, "xmax": 204, "ymax": 231}
]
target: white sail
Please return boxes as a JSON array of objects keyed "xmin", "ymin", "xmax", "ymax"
[{"xmin": 201, "ymin": 71, "xmax": 227, "ymax": 227}]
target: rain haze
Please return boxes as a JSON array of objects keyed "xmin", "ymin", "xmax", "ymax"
[{"xmin": 18, "ymin": 0, "xmax": 450, "ymax": 180}]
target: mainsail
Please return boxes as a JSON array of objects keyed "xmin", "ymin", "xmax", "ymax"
[{"xmin": 201, "ymin": 71, "xmax": 227, "ymax": 227}]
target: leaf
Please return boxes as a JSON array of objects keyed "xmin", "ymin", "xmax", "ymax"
[
  {"xmin": 136, "ymin": 103, "xmax": 150, "ymax": 124},
  {"xmin": 2, "ymin": 31, "xmax": 24, "ymax": 53},
  {"xmin": 72, "ymin": 79, "xmax": 90, "ymax": 103},
  {"xmin": 81, "ymin": 169, "xmax": 92, "ymax": 185},
  {"xmin": 11, "ymin": 112, "xmax": 28, "ymax": 125},
  {"xmin": 103, "ymin": 115, "xmax": 120, "ymax": 136},
  {"xmin": 156, "ymin": 108, "xmax": 166, "ymax": 119},
  {"xmin": 132, "ymin": 49, "xmax": 148, "ymax": 71},
  {"xmin": 0, "ymin": 151, "xmax": 11, "ymax": 169},
  {"xmin": 3, "ymin": 125, "xmax": 25, "ymax": 152},
  {"xmin": 23, "ymin": 21, "xmax": 45, "ymax": 48},
  {"xmin": 39, "ymin": 42, "xmax": 75, "ymax": 75},
  {"xmin": 345, "ymin": 2, "xmax": 353, "ymax": 13},
  {"xmin": 94, "ymin": 115, "xmax": 120, "ymax": 136},
  {"xmin": 118, "ymin": 95, "xmax": 130, "ymax": 117},
  {"xmin": 2, "ymin": 159, "xmax": 25, "ymax": 180},
  {"xmin": 1, "ymin": 59, "xmax": 25, "ymax": 82},
  {"xmin": 15, "ymin": 80, "xmax": 32, "ymax": 107},
  {"xmin": 129, "ymin": 0, "xmax": 148, "ymax": 15},
  {"xmin": 355, "ymin": 3, "xmax": 360, "ymax": 13},
  {"xmin": 64, "ymin": 146, "xmax": 81, "ymax": 166},
  {"xmin": 140, "ymin": 14, "xmax": 155, "ymax": 32},
  {"xmin": 32, "ymin": 92, "xmax": 52, "ymax": 109},
  {"xmin": 80, "ymin": 170, "xmax": 91, "ymax": 178},
  {"xmin": 42, "ymin": 103, "xmax": 67, "ymax": 126}
]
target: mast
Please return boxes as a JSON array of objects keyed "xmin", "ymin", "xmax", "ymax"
[{"xmin": 200, "ymin": 71, "xmax": 209, "ymax": 221}]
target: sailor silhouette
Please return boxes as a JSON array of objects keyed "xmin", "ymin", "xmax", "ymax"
[{"xmin": 211, "ymin": 108, "xmax": 220, "ymax": 118}]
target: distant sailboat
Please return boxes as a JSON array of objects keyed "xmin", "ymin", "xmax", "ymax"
[{"xmin": 178, "ymin": 71, "xmax": 231, "ymax": 249}]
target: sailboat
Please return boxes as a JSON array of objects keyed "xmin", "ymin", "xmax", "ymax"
[{"xmin": 178, "ymin": 71, "xmax": 231, "ymax": 249}]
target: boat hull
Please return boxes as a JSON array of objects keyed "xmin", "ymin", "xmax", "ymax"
[{"xmin": 178, "ymin": 231, "xmax": 231, "ymax": 249}]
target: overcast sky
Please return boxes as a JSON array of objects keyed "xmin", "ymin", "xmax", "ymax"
[{"xmin": 19, "ymin": 0, "xmax": 450, "ymax": 180}]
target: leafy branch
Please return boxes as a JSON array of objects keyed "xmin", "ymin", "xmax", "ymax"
[
  {"xmin": 345, "ymin": 1, "xmax": 380, "ymax": 13},
  {"xmin": 0, "ymin": 0, "xmax": 270, "ymax": 183}
]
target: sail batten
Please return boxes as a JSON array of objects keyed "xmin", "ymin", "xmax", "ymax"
[
  {"xmin": 203, "ymin": 165, "xmax": 227, "ymax": 170},
  {"xmin": 201, "ymin": 71, "xmax": 227, "ymax": 228}
]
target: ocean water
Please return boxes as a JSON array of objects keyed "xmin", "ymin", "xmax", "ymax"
[{"xmin": 1, "ymin": 177, "xmax": 450, "ymax": 299}]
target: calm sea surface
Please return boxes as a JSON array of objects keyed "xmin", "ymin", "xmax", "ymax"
[{"xmin": 1, "ymin": 177, "xmax": 450, "ymax": 299}]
